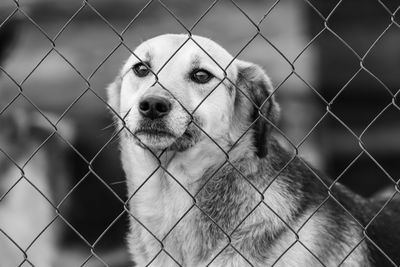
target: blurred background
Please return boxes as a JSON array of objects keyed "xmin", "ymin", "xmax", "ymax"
[{"xmin": 0, "ymin": 0, "xmax": 399, "ymax": 266}]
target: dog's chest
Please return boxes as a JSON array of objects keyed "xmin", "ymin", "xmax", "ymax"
[
  {"xmin": 126, "ymin": 146, "xmax": 213, "ymax": 237},
  {"xmin": 125, "ymin": 144, "xmax": 235, "ymax": 262}
]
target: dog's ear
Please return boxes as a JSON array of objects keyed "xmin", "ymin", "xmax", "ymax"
[
  {"xmin": 106, "ymin": 76, "xmax": 122, "ymax": 117},
  {"xmin": 0, "ymin": 18, "xmax": 19, "ymax": 64},
  {"xmin": 235, "ymin": 60, "xmax": 280, "ymax": 158}
]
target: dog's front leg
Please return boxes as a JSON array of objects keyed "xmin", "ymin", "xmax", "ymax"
[{"xmin": 122, "ymin": 142, "xmax": 178, "ymax": 266}]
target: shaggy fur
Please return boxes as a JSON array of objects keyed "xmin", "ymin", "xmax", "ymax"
[
  {"xmin": 107, "ymin": 34, "xmax": 400, "ymax": 267},
  {"xmin": 0, "ymin": 20, "xmax": 69, "ymax": 267},
  {"xmin": 0, "ymin": 110, "xmax": 72, "ymax": 267}
]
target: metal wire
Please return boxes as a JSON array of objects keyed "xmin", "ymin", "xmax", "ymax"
[{"xmin": 0, "ymin": 0, "xmax": 399, "ymax": 266}]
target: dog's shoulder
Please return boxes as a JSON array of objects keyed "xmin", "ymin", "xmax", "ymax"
[
  {"xmin": 265, "ymin": 139, "xmax": 400, "ymax": 266},
  {"xmin": 362, "ymin": 197, "xmax": 400, "ymax": 266}
]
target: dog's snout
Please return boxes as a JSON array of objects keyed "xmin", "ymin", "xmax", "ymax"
[{"xmin": 139, "ymin": 96, "xmax": 172, "ymax": 120}]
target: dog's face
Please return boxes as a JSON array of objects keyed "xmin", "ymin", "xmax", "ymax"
[{"xmin": 108, "ymin": 34, "xmax": 279, "ymax": 157}]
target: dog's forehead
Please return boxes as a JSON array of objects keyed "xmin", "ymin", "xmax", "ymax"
[{"xmin": 134, "ymin": 34, "xmax": 234, "ymax": 70}]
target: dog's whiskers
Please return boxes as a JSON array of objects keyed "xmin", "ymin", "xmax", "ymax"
[
  {"xmin": 110, "ymin": 180, "xmax": 126, "ymax": 186},
  {"xmin": 101, "ymin": 121, "xmax": 118, "ymax": 131}
]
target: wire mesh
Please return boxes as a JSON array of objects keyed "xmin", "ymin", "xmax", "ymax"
[{"xmin": 0, "ymin": 0, "xmax": 399, "ymax": 266}]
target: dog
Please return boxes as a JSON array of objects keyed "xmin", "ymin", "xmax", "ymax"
[
  {"xmin": 0, "ymin": 110, "xmax": 74, "ymax": 267},
  {"xmin": 107, "ymin": 34, "xmax": 400, "ymax": 267},
  {"xmin": 0, "ymin": 17, "xmax": 71, "ymax": 266},
  {"xmin": 0, "ymin": 111, "xmax": 55, "ymax": 267}
]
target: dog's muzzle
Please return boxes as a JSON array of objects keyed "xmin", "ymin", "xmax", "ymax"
[
  {"xmin": 138, "ymin": 95, "xmax": 172, "ymax": 120},
  {"xmin": 133, "ymin": 93, "xmax": 200, "ymax": 151}
]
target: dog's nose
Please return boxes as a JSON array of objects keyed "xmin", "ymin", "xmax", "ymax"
[{"xmin": 139, "ymin": 96, "xmax": 172, "ymax": 119}]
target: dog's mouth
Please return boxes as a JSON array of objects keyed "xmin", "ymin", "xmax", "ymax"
[
  {"xmin": 131, "ymin": 118, "xmax": 202, "ymax": 151},
  {"xmin": 135, "ymin": 128, "xmax": 177, "ymax": 138},
  {"xmin": 131, "ymin": 119, "xmax": 180, "ymax": 150},
  {"xmin": 134, "ymin": 118, "xmax": 177, "ymax": 138}
]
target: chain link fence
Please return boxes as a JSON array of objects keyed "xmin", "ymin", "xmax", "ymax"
[{"xmin": 0, "ymin": 0, "xmax": 399, "ymax": 266}]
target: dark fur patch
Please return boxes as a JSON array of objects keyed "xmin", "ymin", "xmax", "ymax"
[
  {"xmin": 0, "ymin": 18, "xmax": 18, "ymax": 64},
  {"xmin": 189, "ymin": 137, "xmax": 400, "ymax": 265},
  {"xmin": 191, "ymin": 141, "xmax": 303, "ymax": 263},
  {"xmin": 235, "ymin": 63, "xmax": 280, "ymax": 158},
  {"xmin": 168, "ymin": 122, "xmax": 202, "ymax": 152},
  {"xmin": 360, "ymin": 199, "xmax": 400, "ymax": 266}
]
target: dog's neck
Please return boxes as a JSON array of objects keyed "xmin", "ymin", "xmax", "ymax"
[{"xmin": 120, "ymin": 134, "xmax": 255, "ymax": 192}]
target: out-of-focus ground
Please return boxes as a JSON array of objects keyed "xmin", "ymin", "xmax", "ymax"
[{"xmin": 0, "ymin": 0, "xmax": 399, "ymax": 266}]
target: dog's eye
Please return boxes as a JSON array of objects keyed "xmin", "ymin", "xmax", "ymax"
[
  {"xmin": 132, "ymin": 62, "xmax": 150, "ymax": 77},
  {"xmin": 191, "ymin": 69, "xmax": 213, "ymax": 84}
]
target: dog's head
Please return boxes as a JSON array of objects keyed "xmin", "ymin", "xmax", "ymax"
[{"xmin": 107, "ymin": 34, "xmax": 279, "ymax": 157}]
